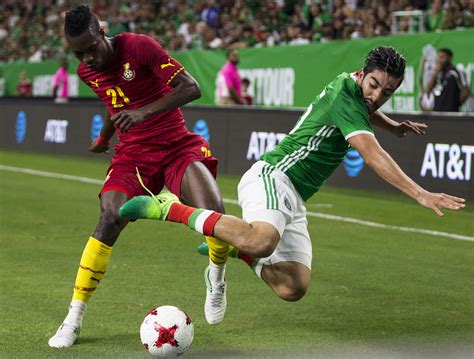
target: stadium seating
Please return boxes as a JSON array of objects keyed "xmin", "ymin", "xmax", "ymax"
[{"xmin": 1, "ymin": 0, "xmax": 472, "ymax": 63}]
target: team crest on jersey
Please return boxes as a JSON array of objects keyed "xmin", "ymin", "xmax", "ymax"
[{"xmin": 122, "ymin": 62, "xmax": 135, "ymax": 81}]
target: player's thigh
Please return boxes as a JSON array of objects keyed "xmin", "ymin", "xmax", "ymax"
[
  {"xmin": 179, "ymin": 161, "xmax": 224, "ymax": 212},
  {"xmin": 257, "ymin": 218, "xmax": 312, "ymax": 271},
  {"xmin": 238, "ymin": 161, "xmax": 298, "ymax": 238},
  {"xmin": 102, "ymin": 160, "xmax": 165, "ymax": 199},
  {"xmin": 163, "ymin": 134, "xmax": 222, "ymax": 211}
]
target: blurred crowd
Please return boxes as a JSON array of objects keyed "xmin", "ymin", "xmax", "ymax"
[{"xmin": 0, "ymin": 0, "xmax": 473, "ymax": 63}]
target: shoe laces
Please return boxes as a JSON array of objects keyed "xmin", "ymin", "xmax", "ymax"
[
  {"xmin": 209, "ymin": 282, "xmax": 226, "ymax": 303},
  {"xmin": 56, "ymin": 322, "xmax": 79, "ymax": 337}
]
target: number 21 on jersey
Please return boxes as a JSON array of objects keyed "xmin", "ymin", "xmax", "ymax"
[{"xmin": 106, "ymin": 86, "xmax": 130, "ymax": 108}]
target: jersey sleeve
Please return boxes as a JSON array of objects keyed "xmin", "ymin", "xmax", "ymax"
[
  {"xmin": 331, "ymin": 85, "xmax": 373, "ymax": 140},
  {"xmin": 133, "ymin": 35, "xmax": 185, "ymax": 86}
]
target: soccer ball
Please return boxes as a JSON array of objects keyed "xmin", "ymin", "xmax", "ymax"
[{"xmin": 140, "ymin": 306, "xmax": 194, "ymax": 358}]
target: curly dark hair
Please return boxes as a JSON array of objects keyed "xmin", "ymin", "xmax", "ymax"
[
  {"xmin": 363, "ymin": 46, "xmax": 406, "ymax": 79},
  {"xmin": 65, "ymin": 5, "xmax": 99, "ymax": 37},
  {"xmin": 439, "ymin": 48, "xmax": 453, "ymax": 58}
]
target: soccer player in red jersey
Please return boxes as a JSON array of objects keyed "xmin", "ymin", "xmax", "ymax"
[{"xmin": 49, "ymin": 5, "xmax": 228, "ymax": 348}]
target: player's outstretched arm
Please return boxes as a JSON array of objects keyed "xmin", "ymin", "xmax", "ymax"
[
  {"xmin": 111, "ymin": 71, "xmax": 201, "ymax": 132},
  {"xmin": 370, "ymin": 111, "xmax": 427, "ymax": 138},
  {"xmin": 89, "ymin": 116, "xmax": 115, "ymax": 153},
  {"xmin": 348, "ymin": 133, "xmax": 466, "ymax": 216}
]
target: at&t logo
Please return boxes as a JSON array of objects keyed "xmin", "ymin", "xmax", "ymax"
[
  {"xmin": 420, "ymin": 143, "xmax": 474, "ymax": 181},
  {"xmin": 44, "ymin": 119, "xmax": 69, "ymax": 143},
  {"xmin": 16, "ymin": 111, "xmax": 27, "ymax": 144},
  {"xmin": 343, "ymin": 149, "xmax": 364, "ymax": 177},
  {"xmin": 90, "ymin": 114, "xmax": 103, "ymax": 141},
  {"xmin": 193, "ymin": 119, "xmax": 210, "ymax": 142},
  {"xmin": 247, "ymin": 131, "xmax": 286, "ymax": 160}
]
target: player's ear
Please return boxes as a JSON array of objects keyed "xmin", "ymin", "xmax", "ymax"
[{"xmin": 356, "ymin": 68, "xmax": 364, "ymax": 84}]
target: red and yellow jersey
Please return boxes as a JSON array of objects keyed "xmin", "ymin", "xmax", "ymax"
[{"xmin": 78, "ymin": 33, "xmax": 187, "ymax": 144}]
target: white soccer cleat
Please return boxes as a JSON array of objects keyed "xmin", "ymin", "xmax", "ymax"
[
  {"xmin": 204, "ymin": 266, "xmax": 227, "ymax": 324},
  {"xmin": 48, "ymin": 300, "xmax": 86, "ymax": 348},
  {"xmin": 48, "ymin": 322, "xmax": 81, "ymax": 348}
]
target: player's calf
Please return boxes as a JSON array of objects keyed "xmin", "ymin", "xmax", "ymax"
[{"xmin": 225, "ymin": 222, "xmax": 280, "ymax": 258}]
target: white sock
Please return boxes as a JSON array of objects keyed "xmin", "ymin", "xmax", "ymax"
[
  {"xmin": 209, "ymin": 261, "xmax": 225, "ymax": 284},
  {"xmin": 64, "ymin": 300, "xmax": 87, "ymax": 326}
]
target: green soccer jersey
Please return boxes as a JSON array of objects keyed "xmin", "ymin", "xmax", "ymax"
[{"xmin": 262, "ymin": 72, "xmax": 373, "ymax": 201}]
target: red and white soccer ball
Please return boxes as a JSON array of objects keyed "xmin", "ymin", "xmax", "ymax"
[{"xmin": 140, "ymin": 306, "xmax": 194, "ymax": 358}]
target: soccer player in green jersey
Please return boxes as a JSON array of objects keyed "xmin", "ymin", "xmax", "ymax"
[{"xmin": 120, "ymin": 46, "xmax": 465, "ymax": 306}]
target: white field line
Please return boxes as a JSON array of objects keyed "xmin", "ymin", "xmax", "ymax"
[
  {"xmin": 1, "ymin": 164, "xmax": 473, "ymax": 242},
  {"xmin": 306, "ymin": 203, "xmax": 334, "ymax": 208}
]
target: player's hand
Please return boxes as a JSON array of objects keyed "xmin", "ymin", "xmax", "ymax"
[
  {"xmin": 89, "ymin": 141, "xmax": 109, "ymax": 153},
  {"xmin": 111, "ymin": 110, "xmax": 147, "ymax": 132},
  {"xmin": 396, "ymin": 120, "xmax": 427, "ymax": 137},
  {"xmin": 89, "ymin": 134, "xmax": 110, "ymax": 153},
  {"xmin": 416, "ymin": 190, "xmax": 466, "ymax": 216}
]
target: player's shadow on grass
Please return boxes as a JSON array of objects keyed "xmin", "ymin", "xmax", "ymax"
[
  {"xmin": 186, "ymin": 351, "xmax": 245, "ymax": 359},
  {"xmin": 78, "ymin": 332, "xmax": 136, "ymax": 345}
]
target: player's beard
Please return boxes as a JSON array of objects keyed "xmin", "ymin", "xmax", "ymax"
[{"xmin": 364, "ymin": 99, "xmax": 378, "ymax": 114}]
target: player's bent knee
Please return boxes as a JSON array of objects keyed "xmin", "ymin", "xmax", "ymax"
[
  {"xmin": 277, "ymin": 284, "xmax": 308, "ymax": 302},
  {"xmin": 268, "ymin": 262, "xmax": 311, "ymax": 302},
  {"xmin": 95, "ymin": 209, "xmax": 128, "ymax": 246},
  {"xmin": 99, "ymin": 208, "xmax": 127, "ymax": 230},
  {"xmin": 246, "ymin": 223, "xmax": 280, "ymax": 258},
  {"xmin": 246, "ymin": 234, "xmax": 278, "ymax": 258},
  {"xmin": 256, "ymin": 239, "xmax": 278, "ymax": 258}
]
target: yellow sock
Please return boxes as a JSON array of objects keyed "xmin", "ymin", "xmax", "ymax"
[
  {"xmin": 72, "ymin": 236, "xmax": 112, "ymax": 303},
  {"xmin": 205, "ymin": 236, "xmax": 228, "ymax": 265}
]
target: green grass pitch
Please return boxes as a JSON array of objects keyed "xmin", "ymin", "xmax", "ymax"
[{"xmin": 0, "ymin": 149, "xmax": 473, "ymax": 358}]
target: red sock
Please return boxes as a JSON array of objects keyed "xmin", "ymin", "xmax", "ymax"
[
  {"xmin": 166, "ymin": 203, "xmax": 222, "ymax": 237},
  {"xmin": 238, "ymin": 252, "xmax": 255, "ymax": 267},
  {"xmin": 167, "ymin": 203, "xmax": 195, "ymax": 224}
]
